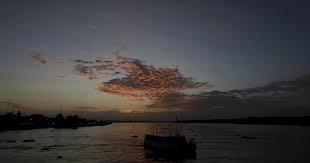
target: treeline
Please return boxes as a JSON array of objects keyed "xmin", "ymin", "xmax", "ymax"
[
  {"xmin": 178, "ymin": 116, "xmax": 310, "ymax": 126},
  {"xmin": 0, "ymin": 111, "xmax": 112, "ymax": 132}
]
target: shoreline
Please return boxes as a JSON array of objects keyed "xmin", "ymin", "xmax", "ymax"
[{"xmin": 111, "ymin": 116, "xmax": 310, "ymax": 126}]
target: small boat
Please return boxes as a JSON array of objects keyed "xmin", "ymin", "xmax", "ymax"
[
  {"xmin": 144, "ymin": 114, "xmax": 196, "ymax": 158},
  {"xmin": 144, "ymin": 134, "xmax": 196, "ymax": 154}
]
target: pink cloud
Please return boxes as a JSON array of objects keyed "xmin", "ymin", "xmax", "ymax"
[{"xmin": 72, "ymin": 54, "xmax": 210, "ymax": 100}]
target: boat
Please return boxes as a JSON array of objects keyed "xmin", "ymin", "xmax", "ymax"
[
  {"xmin": 144, "ymin": 134, "xmax": 196, "ymax": 154},
  {"xmin": 144, "ymin": 113, "xmax": 196, "ymax": 159}
]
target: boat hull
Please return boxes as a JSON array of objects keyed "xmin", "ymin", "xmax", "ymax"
[{"xmin": 144, "ymin": 134, "xmax": 196, "ymax": 154}]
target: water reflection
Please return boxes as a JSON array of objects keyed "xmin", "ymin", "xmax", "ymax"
[
  {"xmin": 144, "ymin": 149, "xmax": 196, "ymax": 162},
  {"xmin": 0, "ymin": 123, "xmax": 310, "ymax": 162},
  {"xmin": 143, "ymin": 124, "xmax": 197, "ymax": 162}
]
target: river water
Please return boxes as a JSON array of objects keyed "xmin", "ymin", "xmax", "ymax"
[{"xmin": 0, "ymin": 123, "xmax": 310, "ymax": 163}]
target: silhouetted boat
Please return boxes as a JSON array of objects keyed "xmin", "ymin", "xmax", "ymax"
[
  {"xmin": 144, "ymin": 114, "xmax": 196, "ymax": 157},
  {"xmin": 144, "ymin": 134, "xmax": 196, "ymax": 153},
  {"xmin": 144, "ymin": 134, "xmax": 196, "ymax": 154}
]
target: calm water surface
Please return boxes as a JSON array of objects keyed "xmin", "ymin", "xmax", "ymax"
[{"xmin": 0, "ymin": 123, "xmax": 310, "ymax": 163}]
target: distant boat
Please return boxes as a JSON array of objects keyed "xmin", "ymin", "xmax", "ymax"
[{"xmin": 144, "ymin": 134, "xmax": 196, "ymax": 154}]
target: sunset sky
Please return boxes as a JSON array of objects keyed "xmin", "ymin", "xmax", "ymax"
[{"xmin": 1, "ymin": 0, "xmax": 309, "ymax": 120}]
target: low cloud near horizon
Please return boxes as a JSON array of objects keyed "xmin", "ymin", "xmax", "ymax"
[
  {"xmin": 145, "ymin": 74, "xmax": 310, "ymax": 119},
  {"xmin": 2, "ymin": 73, "xmax": 310, "ymax": 120},
  {"xmin": 29, "ymin": 52, "xmax": 310, "ymax": 119}
]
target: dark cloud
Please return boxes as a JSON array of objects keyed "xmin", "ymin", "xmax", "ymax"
[
  {"xmin": 30, "ymin": 51, "xmax": 47, "ymax": 64},
  {"xmin": 72, "ymin": 64, "xmax": 99, "ymax": 80},
  {"xmin": 147, "ymin": 91, "xmax": 241, "ymax": 111},
  {"xmin": 147, "ymin": 74, "xmax": 310, "ymax": 118},
  {"xmin": 72, "ymin": 59, "xmax": 95, "ymax": 64},
  {"xmin": 229, "ymin": 74, "xmax": 310, "ymax": 97}
]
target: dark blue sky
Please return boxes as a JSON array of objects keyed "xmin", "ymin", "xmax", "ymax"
[{"xmin": 0, "ymin": 0, "xmax": 309, "ymax": 116}]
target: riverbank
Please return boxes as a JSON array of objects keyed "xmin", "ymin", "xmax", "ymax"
[
  {"xmin": 0, "ymin": 111, "xmax": 112, "ymax": 132},
  {"xmin": 112, "ymin": 116, "xmax": 310, "ymax": 126}
]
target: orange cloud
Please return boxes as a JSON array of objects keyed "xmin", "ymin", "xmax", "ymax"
[
  {"xmin": 31, "ymin": 52, "xmax": 210, "ymax": 101},
  {"xmin": 72, "ymin": 54, "xmax": 210, "ymax": 100}
]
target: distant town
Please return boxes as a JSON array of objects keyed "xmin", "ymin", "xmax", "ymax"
[
  {"xmin": 0, "ymin": 111, "xmax": 112, "ymax": 132},
  {"xmin": 1, "ymin": 110, "xmax": 310, "ymax": 132}
]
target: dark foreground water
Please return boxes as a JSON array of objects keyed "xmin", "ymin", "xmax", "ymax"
[{"xmin": 0, "ymin": 123, "xmax": 310, "ymax": 163}]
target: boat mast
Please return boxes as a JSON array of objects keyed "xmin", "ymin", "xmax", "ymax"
[{"xmin": 175, "ymin": 112, "xmax": 181, "ymax": 136}]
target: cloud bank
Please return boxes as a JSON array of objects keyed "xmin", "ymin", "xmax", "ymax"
[
  {"xmin": 30, "ymin": 51, "xmax": 310, "ymax": 118},
  {"xmin": 147, "ymin": 74, "xmax": 310, "ymax": 118}
]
